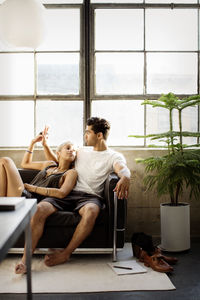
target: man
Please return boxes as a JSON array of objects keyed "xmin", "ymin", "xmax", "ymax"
[
  {"xmin": 16, "ymin": 117, "xmax": 130, "ymax": 273},
  {"xmin": 44, "ymin": 117, "xmax": 130, "ymax": 266}
]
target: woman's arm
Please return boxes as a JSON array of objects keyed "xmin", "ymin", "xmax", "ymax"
[
  {"xmin": 21, "ymin": 132, "xmax": 55, "ymax": 170},
  {"xmin": 24, "ymin": 169, "xmax": 77, "ymax": 199},
  {"xmin": 41, "ymin": 125, "xmax": 58, "ymax": 163},
  {"xmin": 42, "ymin": 141, "xmax": 58, "ymax": 164}
]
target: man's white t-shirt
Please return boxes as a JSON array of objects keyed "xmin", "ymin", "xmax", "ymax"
[{"xmin": 73, "ymin": 147, "xmax": 126, "ymax": 197}]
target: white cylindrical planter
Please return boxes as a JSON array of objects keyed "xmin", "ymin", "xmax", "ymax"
[{"xmin": 160, "ymin": 203, "xmax": 190, "ymax": 252}]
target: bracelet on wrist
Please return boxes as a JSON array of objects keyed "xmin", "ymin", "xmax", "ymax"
[
  {"xmin": 26, "ymin": 150, "xmax": 33, "ymax": 154},
  {"xmin": 46, "ymin": 188, "xmax": 49, "ymax": 196}
]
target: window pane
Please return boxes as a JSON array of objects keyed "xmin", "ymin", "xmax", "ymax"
[
  {"xmin": 96, "ymin": 53, "xmax": 144, "ymax": 94},
  {"xmin": 146, "ymin": 105, "xmax": 198, "ymax": 146},
  {"xmin": 146, "ymin": 9, "xmax": 198, "ymax": 51},
  {"xmin": 95, "ymin": 9, "xmax": 144, "ymax": 50},
  {"xmin": 147, "ymin": 53, "xmax": 197, "ymax": 94},
  {"xmin": 0, "ymin": 54, "xmax": 34, "ymax": 95},
  {"xmin": 38, "ymin": 9, "xmax": 80, "ymax": 51},
  {"xmin": 146, "ymin": 0, "xmax": 197, "ymax": 3},
  {"xmin": 92, "ymin": 100, "xmax": 144, "ymax": 146},
  {"xmin": 146, "ymin": 106, "xmax": 169, "ymax": 146},
  {"xmin": 92, "ymin": 0, "xmax": 143, "ymax": 2},
  {"xmin": 174, "ymin": 106, "xmax": 198, "ymax": 145},
  {"xmin": 0, "ymin": 101, "xmax": 34, "ymax": 147},
  {"xmin": 42, "ymin": 1, "xmax": 83, "ymax": 3},
  {"xmin": 36, "ymin": 101, "xmax": 83, "ymax": 146},
  {"xmin": 37, "ymin": 53, "xmax": 80, "ymax": 95}
]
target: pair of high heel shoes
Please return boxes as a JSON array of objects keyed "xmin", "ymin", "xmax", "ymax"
[{"xmin": 131, "ymin": 232, "xmax": 178, "ymax": 273}]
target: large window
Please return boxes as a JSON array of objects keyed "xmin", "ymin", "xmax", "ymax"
[
  {"xmin": 0, "ymin": 3, "xmax": 83, "ymax": 147},
  {"xmin": 0, "ymin": 0, "xmax": 199, "ymax": 147}
]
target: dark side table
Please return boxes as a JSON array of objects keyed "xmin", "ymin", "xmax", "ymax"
[{"xmin": 0, "ymin": 198, "xmax": 37, "ymax": 300}]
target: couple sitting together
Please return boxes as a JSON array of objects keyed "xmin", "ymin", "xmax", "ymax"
[{"xmin": 0, "ymin": 117, "xmax": 131, "ymax": 274}]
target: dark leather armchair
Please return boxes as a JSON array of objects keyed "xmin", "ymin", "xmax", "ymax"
[{"xmin": 14, "ymin": 169, "xmax": 127, "ymax": 261}]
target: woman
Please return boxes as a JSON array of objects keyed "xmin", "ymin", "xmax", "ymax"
[
  {"xmin": 0, "ymin": 130, "xmax": 77, "ymax": 274},
  {"xmin": 0, "ymin": 130, "xmax": 77, "ymax": 201}
]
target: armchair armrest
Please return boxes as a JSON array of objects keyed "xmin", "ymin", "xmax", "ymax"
[
  {"xmin": 104, "ymin": 172, "xmax": 127, "ymax": 229},
  {"xmin": 104, "ymin": 173, "xmax": 127, "ymax": 261}
]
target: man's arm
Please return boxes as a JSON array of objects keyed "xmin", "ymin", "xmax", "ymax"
[{"xmin": 113, "ymin": 162, "xmax": 131, "ymax": 200}]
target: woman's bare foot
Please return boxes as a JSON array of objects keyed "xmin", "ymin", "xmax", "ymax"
[
  {"xmin": 44, "ymin": 250, "xmax": 70, "ymax": 267},
  {"xmin": 15, "ymin": 261, "xmax": 27, "ymax": 274}
]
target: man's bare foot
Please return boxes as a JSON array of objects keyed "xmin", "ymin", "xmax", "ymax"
[
  {"xmin": 44, "ymin": 250, "xmax": 70, "ymax": 267},
  {"xmin": 15, "ymin": 261, "xmax": 27, "ymax": 274}
]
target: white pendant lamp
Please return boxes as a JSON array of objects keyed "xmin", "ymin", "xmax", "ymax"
[{"xmin": 0, "ymin": 0, "xmax": 46, "ymax": 49}]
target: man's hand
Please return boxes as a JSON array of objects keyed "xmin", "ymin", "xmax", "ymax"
[{"xmin": 113, "ymin": 176, "xmax": 130, "ymax": 200}]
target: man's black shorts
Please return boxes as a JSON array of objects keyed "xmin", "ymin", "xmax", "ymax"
[{"xmin": 41, "ymin": 190, "xmax": 105, "ymax": 212}]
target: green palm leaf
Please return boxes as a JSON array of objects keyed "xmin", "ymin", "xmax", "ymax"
[{"xmin": 130, "ymin": 93, "xmax": 200, "ymax": 205}]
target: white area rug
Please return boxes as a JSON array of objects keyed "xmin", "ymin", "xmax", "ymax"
[{"xmin": 0, "ymin": 244, "xmax": 175, "ymax": 293}]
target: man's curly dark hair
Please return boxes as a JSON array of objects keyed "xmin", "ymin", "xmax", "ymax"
[{"xmin": 87, "ymin": 117, "xmax": 110, "ymax": 140}]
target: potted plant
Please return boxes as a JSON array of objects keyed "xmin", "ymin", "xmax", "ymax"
[{"xmin": 129, "ymin": 93, "xmax": 200, "ymax": 251}]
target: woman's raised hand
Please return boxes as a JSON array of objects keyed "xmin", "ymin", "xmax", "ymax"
[
  {"xmin": 41, "ymin": 125, "xmax": 49, "ymax": 146},
  {"xmin": 32, "ymin": 131, "xmax": 44, "ymax": 144},
  {"xmin": 32, "ymin": 125, "xmax": 49, "ymax": 145}
]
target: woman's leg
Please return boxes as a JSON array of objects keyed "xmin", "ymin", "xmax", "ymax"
[
  {"xmin": 0, "ymin": 158, "xmax": 7, "ymax": 196},
  {"xmin": 0, "ymin": 157, "xmax": 24, "ymax": 196},
  {"xmin": 15, "ymin": 201, "xmax": 58, "ymax": 274}
]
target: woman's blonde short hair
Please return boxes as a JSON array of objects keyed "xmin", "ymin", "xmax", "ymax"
[
  {"xmin": 56, "ymin": 141, "xmax": 73, "ymax": 153},
  {"xmin": 56, "ymin": 141, "xmax": 75, "ymax": 168}
]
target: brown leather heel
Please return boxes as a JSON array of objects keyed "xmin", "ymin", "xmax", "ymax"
[
  {"xmin": 153, "ymin": 247, "xmax": 178, "ymax": 265},
  {"xmin": 140, "ymin": 250, "xmax": 173, "ymax": 273}
]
